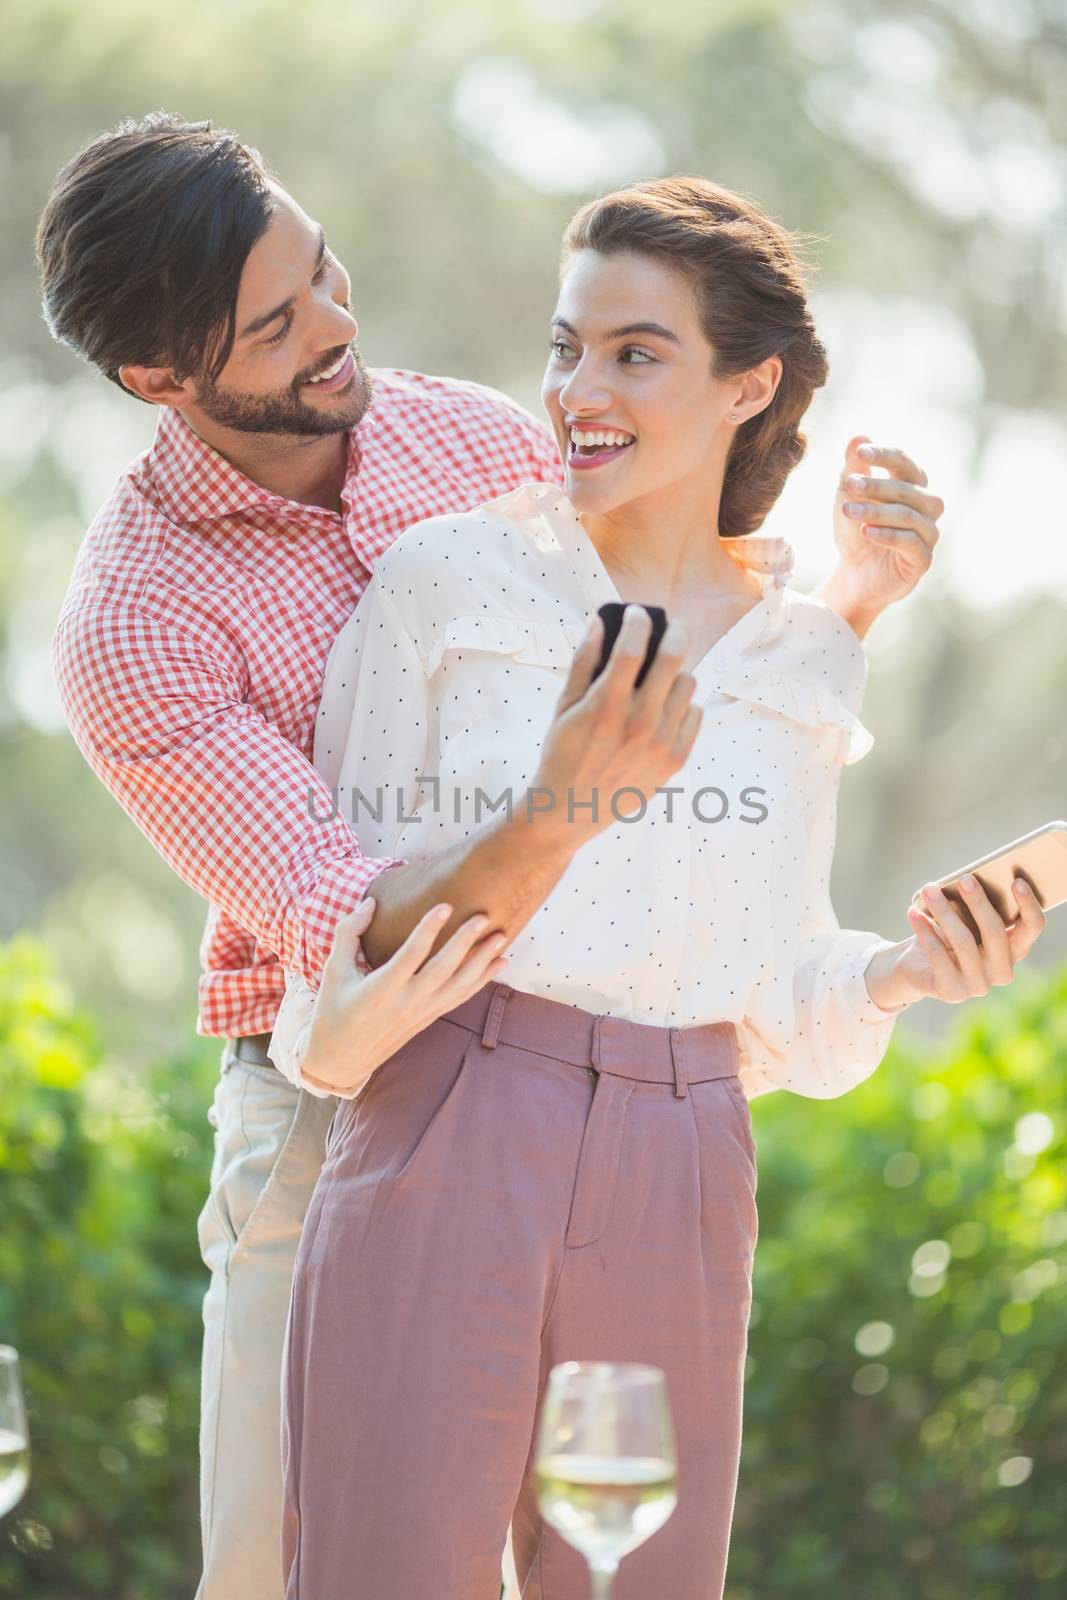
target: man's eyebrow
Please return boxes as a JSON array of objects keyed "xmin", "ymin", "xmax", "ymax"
[
  {"xmin": 551, "ymin": 315, "xmax": 680, "ymax": 346},
  {"xmin": 239, "ymin": 226, "xmax": 328, "ymax": 340}
]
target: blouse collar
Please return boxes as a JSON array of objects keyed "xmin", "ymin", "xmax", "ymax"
[
  {"xmin": 500, "ymin": 480, "xmax": 796, "ymax": 659},
  {"xmin": 469, "ymin": 482, "xmax": 873, "ymax": 764}
]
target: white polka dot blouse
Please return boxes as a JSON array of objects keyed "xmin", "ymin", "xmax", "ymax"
[{"xmin": 270, "ymin": 481, "xmax": 911, "ymax": 1103}]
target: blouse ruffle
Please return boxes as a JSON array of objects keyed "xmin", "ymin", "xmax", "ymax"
[{"xmin": 421, "ymin": 612, "xmax": 874, "ymax": 766}]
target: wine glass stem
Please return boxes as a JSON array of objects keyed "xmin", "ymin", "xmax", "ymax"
[{"xmin": 590, "ymin": 1566, "xmax": 616, "ymax": 1600}]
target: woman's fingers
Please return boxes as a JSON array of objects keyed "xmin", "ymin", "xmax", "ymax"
[
  {"xmin": 375, "ymin": 907, "xmax": 513, "ymax": 1009},
  {"xmin": 556, "ymin": 613, "xmax": 606, "ymax": 714},
  {"xmin": 917, "ymin": 884, "xmax": 989, "ymax": 991},
  {"xmin": 955, "ymin": 877, "xmax": 1014, "ymax": 984},
  {"xmin": 435, "ymin": 933, "xmax": 511, "ymax": 1010},
  {"xmin": 841, "ymin": 497, "xmax": 939, "ymax": 561},
  {"xmin": 840, "ymin": 449, "xmax": 943, "ymax": 566},
  {"xmin": 377, "ymin": 902, "xmax": 453, "ymax": 982},
  {"xmin": 854, "ymin": 525, "xmax": 935, "ymax": 571},
  {"xmin": 915, "ymin": 874, "xmax": 1047, "ymax": 998},
  {"xmin": 907, "ymin": 903, "xmax": 965, "ymax": 997},
  {"xmin": 844, "ymin": 475, "xmax": 943, "ymax": 524},
  {"xmin": 405, "ymin": 927, "xmax": 510, "ymax": 1033},
  {"xmin": 321, "ymin": 896, "xmax": 377, "ymax": 983},
  {"xmin": 593, "ymin": 606, "xmax": 654, "ymax": 713},
  {"xmin": 849, "ymin": 443, "xmax": 929, "ymax": 489},
  {"xmin": 307, "ymin": 908, "xmax": 512, "ymax": 1087},
  {"xmin": 413, "ymin": 911, "xmax": 493, "ymax": 987},
  {"xmin": 630, "ymin": 618, "xmax": 689, "ymax": 726},
  {"xmin": 1006, "ymin": 878, "xmax": 1047, "ymax": 961},
  {"xmin": 660, "ymin": 668, "xmax": 698, "ymax": 740},
  {"xmin": 672, "ymin": 702, "xmax": 703, "ymax": 763}
]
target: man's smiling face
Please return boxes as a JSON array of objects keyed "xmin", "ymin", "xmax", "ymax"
[{"xmin": 191, "ymin": 181, "xmax": 372, "ymax": 437}]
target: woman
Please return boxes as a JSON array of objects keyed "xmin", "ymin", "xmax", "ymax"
[{"xmin": 274, "ymin": 178, "xmax": 1045, "ymax": 1599}]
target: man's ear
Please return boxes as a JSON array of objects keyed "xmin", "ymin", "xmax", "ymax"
[{"xmin": 117, "ymin": 363, "xmax": 198, "ymax": 408}]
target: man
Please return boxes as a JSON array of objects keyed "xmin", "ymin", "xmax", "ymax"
[{"xmin": 38, "ymin": 113, "xmax": 943, "ymax": 1600}]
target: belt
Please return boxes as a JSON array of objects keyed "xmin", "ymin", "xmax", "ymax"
[{"xmin": 225, "ymin": 1032, "xmax": 276, "ymax": 1068}]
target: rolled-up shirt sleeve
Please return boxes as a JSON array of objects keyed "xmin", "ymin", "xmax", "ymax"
[{"xmin": 51, "ymin": 598, "xmax": 405, "ymax": 992}]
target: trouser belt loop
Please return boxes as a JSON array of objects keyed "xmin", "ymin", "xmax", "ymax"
[
  {"xmin": 590, "ymin": 1014, "xmax": 603, "ymax": 1075},
  {"xmin": 669, "ymin": 1028, "xmax": 688, "ymax": 1098},
  {"xmin": 480, "ymin": 984, "xmax": 514, "ymax": 1050}
]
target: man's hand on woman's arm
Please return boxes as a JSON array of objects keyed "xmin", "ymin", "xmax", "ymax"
[{"xmin": 814, "ymin": 436, "xmax": 945, "ymax": 642}]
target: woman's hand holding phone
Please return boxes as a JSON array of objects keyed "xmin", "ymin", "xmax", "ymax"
[{"xmin": 864, "ymin": 874, "xmax": 1047, "ymax": 1011}]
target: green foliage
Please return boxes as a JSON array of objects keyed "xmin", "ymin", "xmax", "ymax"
[
  {"xmin": 0, "ymin": 936, "xmax": 217, "ymax": 1598},
  {"xmin": 732, "ymin": 961, "xmax": 1067, "ymax": 1599},
  {"xmin": 3, "ymin": 937, "xmax": 1066, "ymax": 1597}
]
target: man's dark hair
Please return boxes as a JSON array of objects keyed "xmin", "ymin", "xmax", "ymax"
[{"xmin": 35, "ymin": 111, "xmax": 277, "ymax": 400}]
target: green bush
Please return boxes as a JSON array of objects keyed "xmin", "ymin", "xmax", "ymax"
[
  {"xmin": 2, "ymin": 936, "xmax": 1065, "ymax": 1597},
  {"xmin": 732, "ymin": 962, "xmax": 1067, "ymax": 1599},
  {"xmin": 0, "ymin": 936, "xmax": 216, "ymax": 1598}
]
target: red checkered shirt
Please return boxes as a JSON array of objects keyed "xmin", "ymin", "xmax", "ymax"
[{"xmin": 52, "ymin": 369, "xmax": 564, "ymax": 1038}]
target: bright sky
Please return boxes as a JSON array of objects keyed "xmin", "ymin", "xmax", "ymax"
[{"xmin": 445, "ymin": 42, "xmax": 1067, "ymax": 612}]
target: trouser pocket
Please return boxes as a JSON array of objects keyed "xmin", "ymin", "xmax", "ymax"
[
  {"xmin": 721, "ymin": 1075, "xmax": 758, "ymax": 1170},
  {"xmin": 197, "ymin": 1058, "xmax": 304, "ymax": 1274},
  {"xmin": 564, "ymin": 1072, "xmax": 634, "ymax": 1249}
]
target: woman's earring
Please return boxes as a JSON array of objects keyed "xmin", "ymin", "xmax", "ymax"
[{"xmin": 730, "ymin": 413, "xmax": 739, "ymax": 422}]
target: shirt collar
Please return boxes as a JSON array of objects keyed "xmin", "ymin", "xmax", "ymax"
[{"xmin": 144, "ymin": 404, "xmax": 363, "ymax": 531}]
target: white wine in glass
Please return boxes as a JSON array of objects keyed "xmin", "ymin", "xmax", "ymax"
[
  {"xmin": 534, "ymin": 1361, "xmax": 677, "ymax": 1599},
  {"xmin": 0, "ymin": 1347, "xmax": 30, "ymax": 1518}
]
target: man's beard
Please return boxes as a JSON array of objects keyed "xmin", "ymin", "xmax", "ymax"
[{"xmin": 195, "ymin": 345, "xmax": 373, "ymax": 437}]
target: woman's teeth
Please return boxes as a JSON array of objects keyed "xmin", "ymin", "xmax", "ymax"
[
  {"xmin": 307, "ymin": 351, "xmax": 350, "ymax": 383},
  {"xmin": 569, "ymin": 427, "xmax": 635, "ymax": 452}
]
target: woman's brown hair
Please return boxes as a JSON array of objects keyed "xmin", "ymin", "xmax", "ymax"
[{"xmin": 561, "ymin": 176, "xmax": 829, "ymax": 538}]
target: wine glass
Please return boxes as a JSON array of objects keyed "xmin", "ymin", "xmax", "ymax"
[
  {"xmin": 0, "ymin": 1347, "xmax": 30, "ymax": 1518},
  {"xmin": 534, "ymin": 1361, "xmax": 678, "ymax": 1599}
]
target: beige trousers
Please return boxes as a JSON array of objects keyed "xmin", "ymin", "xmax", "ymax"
[{"xmin": 194, "ymin": 1044, "xmax": 520, "ymax": 1599}]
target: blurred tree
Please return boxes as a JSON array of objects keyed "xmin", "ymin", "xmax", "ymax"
[{"xmin": 1, "ymin": 0, "xmax": 1064, "ymax": 1062}]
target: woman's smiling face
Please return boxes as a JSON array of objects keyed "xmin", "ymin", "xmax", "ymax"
[{"xmin": 541, "ymin": 248, "xmax": 738, "ymax": 516}]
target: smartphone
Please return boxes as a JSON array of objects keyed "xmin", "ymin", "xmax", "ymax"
[
  {"xmin": 592, "ymin": 603, "xmax": 668, "ymax": 690},
  {"xmin": 911, "ymin": 820, "xmax": 1067, "ymax": 943}
]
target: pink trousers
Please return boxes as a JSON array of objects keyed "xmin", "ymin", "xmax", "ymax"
[{"xmin": 281, "ymin": 982, "xmax": 758, "ymax": 1600}]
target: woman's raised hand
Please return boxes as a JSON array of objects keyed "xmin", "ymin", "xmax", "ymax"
[
  {"xmin": 299, "ymin": 897, "xmax": 510, "ymax": 1096},
  {"xmin": 833, "ymin": 437, "xmax": 944, "ymax": 611},
  {"xmin": 867, "ymin": 875, "xmax": 1047, "ymax": 1010}
]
